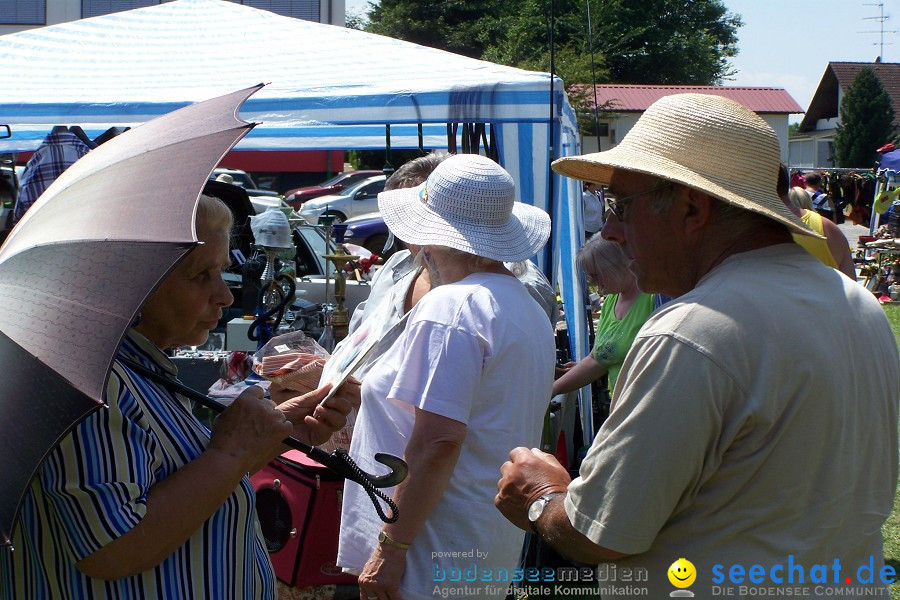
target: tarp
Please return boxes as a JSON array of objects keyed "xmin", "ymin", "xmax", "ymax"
[{"xmin": 0, "ymin": 0, "xmax": 594, "ymax": 437}]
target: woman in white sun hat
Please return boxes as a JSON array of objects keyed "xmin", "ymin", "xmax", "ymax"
[{"xmin": 337, "ymin": 153, "xmax": 555, "ymax": 600}]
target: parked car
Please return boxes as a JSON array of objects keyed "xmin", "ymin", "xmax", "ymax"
[
  {"xmin": 210, "ymin": 167, "xmax": 281, "ymax": 198},
  {"xmin": 0, "ymin": 151, "xmax": 20, "ymax": 246},
  {"xmin": 342, "ymin": 214, "xmax": 402, "ymax": 258},
  {"xmin": 284, "ymin": 170, "xmax": 382, "ymax": 208},
  {"xmin": 298, "ymin": 175, "xmax": 386, "ymax": 224}
]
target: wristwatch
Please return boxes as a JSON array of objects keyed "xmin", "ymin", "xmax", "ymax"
[
  {"xmin": 527, "ymin": 492, "xmax": 564, "ymax": 531},
  {"xmin": 377, "ymin": 530, "xmax": 411, "ymax": 550}
]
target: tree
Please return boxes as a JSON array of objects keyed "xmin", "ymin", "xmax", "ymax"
[
  {"xmin": 589, "ymin": 0, "xmax": 742, "ymax": 84},
  {"xmin": 833, "ymin": 68, "xmax": 896, "ymax": 168},
  {"xmin": 364, "ymin": 0, "xmax": 741, "ymax": 87},
  {"xmin": 365, "ymin": 0, "xmax": 508, "ymax": 60}
]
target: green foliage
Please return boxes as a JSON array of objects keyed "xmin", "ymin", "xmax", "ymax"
[
  {"xmin": 788, "ymin": 122, "xmax": 800, "ymax": 137},
  {"xmin": 366, "ymin": 0, "xmax": 509, "ymax": 59},
  {"xmin": 363, "ymin": 0, "xmax": 741, "ymax": 87},
  {"xmin": 586, "ymin": 0, "xmax": 742, "ymax": 84},
  {"xmin": 348, "ymin": 148, "xmax": 424, "ymax": 171},
  {"xmin": 834, "ymin": 68, "xmax": 896, "ymax": 168}
]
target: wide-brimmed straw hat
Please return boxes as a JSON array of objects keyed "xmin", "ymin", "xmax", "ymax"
[
  {"xmin": 552, "ymin": 93, "xmax": 819, "ymax": 238},
  {"xmin": 378, "ymin": 154, "xmax": 552, "ymax": 262}
]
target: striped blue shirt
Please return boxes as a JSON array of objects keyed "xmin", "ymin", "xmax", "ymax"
[{"xmin": 1, "ymin": 330, "xmax": 276, "ymax": 599}]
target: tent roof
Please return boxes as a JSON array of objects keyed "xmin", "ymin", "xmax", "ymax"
[{"xmin": 0, "ymin": 0, "xmax": 566, "ymax": 152}]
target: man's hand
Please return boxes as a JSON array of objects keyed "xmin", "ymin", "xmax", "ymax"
[
  {"xmin": 496, "ymin": 447, "xmax": 571, "ymax": 531},
  {"xmin": 275, "ymin": 384, "xmax": 354, "ymax": 446}
]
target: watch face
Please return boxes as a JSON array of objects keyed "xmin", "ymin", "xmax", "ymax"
[{"xmin": 528, "ymin": 498, "xmax": 546, "ymax": 522}]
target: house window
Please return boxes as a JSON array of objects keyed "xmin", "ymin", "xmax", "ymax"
[
  {"xmin": 226, "ymin": 0, "xmax": 320, "ymax": 21},
  {"xmin": 82, "ymin": 1, "xmax": 165, "ymax": 18},
  {"xmin": 596, "ymin": 123, "xmax": 610, "ymax": 137},
  {"xmin": 1, "ymin": 0, "xmax": 46, "ymax": 24},
  {"xmin": 81, "ymin": 0, "xmax": 319, "ymax": 20}
]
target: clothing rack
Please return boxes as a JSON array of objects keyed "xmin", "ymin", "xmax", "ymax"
[
  {"xmin": 871, "ymin": 169, "xmax": 900, "ymax": 234},
  {"xmin": 788, "ymin": 166, "xmax": 876, "ymax": 174}
]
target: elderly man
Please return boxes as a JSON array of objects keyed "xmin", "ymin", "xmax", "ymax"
[{"xmin": 496, "ymin": 94, "xmax": 899, "ymax": 598}]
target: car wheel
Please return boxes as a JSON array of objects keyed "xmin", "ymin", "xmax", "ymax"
[{"xmin": 322, "ymin": 211, "xmax": 346, "ymax": 224}]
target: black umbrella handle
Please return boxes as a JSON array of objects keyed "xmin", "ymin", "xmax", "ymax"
[{"xmin": 118, "ymin": 358, "xmax": 406, "ymax": 521}]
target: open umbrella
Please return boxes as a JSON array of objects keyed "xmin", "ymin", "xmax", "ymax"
[
  {"xmin": 0, "ymin": 85, "xmax": 262, "ymax": 546},
  {"xmin": 0, "ymin": 85, "xmax": 404, "ymax": 546}
]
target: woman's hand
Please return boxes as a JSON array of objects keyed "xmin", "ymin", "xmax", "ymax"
[
  {"xmin": 276, "ymin": 384, "xmax": 354, "ymax": 446},
  {"xmin": 358, "ymin": 544, "xmax": 407, "ymax": 600},
  {"xmin": 554, "ymin": 361, "xmax": 576, "ymax": 380},
  {"xmin": 208, "ymin": 385, "xmax": 293, "ymax": 475}
]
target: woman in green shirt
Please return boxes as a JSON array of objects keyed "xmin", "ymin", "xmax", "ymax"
[{"xmin": 553, "ymin": 235, "xmax": 656, "ymax": 397}]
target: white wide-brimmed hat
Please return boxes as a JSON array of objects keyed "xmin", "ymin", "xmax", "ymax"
[
  {"xmin": 552, "ymin": 93, "xmax": 819, "ymax": 238},
  {"xmin": 378, "ymin": 154, "xmax": 552, "ymax": 262}
]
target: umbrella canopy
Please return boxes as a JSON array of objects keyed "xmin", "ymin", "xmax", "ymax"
[{"xmin": 0, "ymin": 85, "xmax": 259, "ymax": 546}]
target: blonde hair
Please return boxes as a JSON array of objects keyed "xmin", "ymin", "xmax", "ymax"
[
  {"xmin": 577, "ymin": 234, "xmax": 632, "ymax": 289},
  {"xmin": 196, "ymin": 194, "xmax": 234, "ymax": 239},
  {"xmin": 788, "ymin": 186, "xmax": 812, "ymax": 210}
]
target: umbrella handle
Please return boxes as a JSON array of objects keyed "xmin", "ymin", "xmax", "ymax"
[{"xmin": 118, "ymin": 358, "xmax": 407, "ymax": 520}]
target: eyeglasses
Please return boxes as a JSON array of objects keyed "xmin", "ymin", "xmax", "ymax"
[{"xmin": 606, "ymin": 183, "xmax": 672, "ymax": 222}]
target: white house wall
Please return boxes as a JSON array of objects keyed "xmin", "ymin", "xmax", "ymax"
[{"xmin": 0, "ymin": 0, "xmax": 345, "ymax": 35}]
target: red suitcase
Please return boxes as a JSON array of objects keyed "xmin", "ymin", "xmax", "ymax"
[{"xmin": 251, "ymin": 450, "xmax": 357, "ymax": 587}]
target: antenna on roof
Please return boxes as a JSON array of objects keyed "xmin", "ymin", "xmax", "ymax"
[{"xmin": 861, "ymin": 2, "xmax": 898, "ymax": 61}]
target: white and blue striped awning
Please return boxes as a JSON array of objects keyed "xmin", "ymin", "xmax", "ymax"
[{"xmin": 0, "ymin": 0, "xmax": 594, "ymax": 438}]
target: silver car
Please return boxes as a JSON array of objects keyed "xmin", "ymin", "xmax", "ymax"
[{"xmin": 298, "ymin": 175, "xmax": 386, "ymax": 224}]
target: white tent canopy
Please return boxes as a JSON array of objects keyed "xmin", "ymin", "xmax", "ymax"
[{"xmin": 0, "ymin": 0, "xmax": 593, "ymax": 434}]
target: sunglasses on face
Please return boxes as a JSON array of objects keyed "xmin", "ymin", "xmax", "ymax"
[{"xmin": 606, "ymin": 183, "xmax": 672, "ymax": 222}]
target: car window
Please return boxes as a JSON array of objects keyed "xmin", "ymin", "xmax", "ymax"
[
  {"xmin": 293, "ymin": 226, "xmax": 327, "ymax": 276},
  {"xmin": 317, "ymin": 173, "xmax": 348, "ymax": 188},
  {"xmin": 356, "ymin": 181, "xmax": 386, "ymax": 199}
]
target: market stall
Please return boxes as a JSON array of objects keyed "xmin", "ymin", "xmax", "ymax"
[{"xmin": 0, "ymin": 0, "xmax": 592, "ymax": 427}]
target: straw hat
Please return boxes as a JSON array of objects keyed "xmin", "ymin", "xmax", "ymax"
[
  {"xmin": 377, "ymin": 154, "xmax": 551, "ymax": 262},
  {"xmin": 552, "ymin": 93, "xmax": 819, "ymax": 238}
]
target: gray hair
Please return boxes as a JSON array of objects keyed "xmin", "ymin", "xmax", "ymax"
[
  {"xmin": 577, "ymin": 234, "xmax": 631, "ymax": 290},
  {"xmin": 384, "ymin": 152, "xmax": 450, "ymax": 191}
]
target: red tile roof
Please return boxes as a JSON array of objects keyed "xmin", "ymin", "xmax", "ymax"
[
  {"xmin": 573, "ymin": 84, "xmax": 804, "ymax": 114},
  {"xmin": 799, "ymin": 62, "xmax": 900, "ymax": 132}
]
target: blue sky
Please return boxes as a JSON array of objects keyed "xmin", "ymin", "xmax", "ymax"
[
  {"xmin": 345, "ymin": 0, "xmax": 899, "ymax": 122},
  {"xmin": 725, "ymin": 0, "xmax": 898, "ymax": 122}
]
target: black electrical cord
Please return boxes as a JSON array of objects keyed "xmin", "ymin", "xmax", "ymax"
[{"xmin": 248, "ymin": 271, "xmax": 297, "ymax": 342}]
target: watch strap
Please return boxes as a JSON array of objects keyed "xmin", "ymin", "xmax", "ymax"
[{"xmin": 529, "ymin": 492, "xmax": 565, "ymax": 533}]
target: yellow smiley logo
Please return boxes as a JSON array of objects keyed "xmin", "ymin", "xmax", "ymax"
[{"xmin": 667, "ymin": 558, "xmax": 696, "ymax": 588}]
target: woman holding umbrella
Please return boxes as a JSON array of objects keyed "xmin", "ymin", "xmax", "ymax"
[{"xmin": 1, "ymin": 194, "xmax": 353, "ymax": 599}]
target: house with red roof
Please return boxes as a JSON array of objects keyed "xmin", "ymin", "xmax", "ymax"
[
  {"xmin": 790, "ymin": 61, "xmax": 900, "ymax": 168},
  {"xmin": 574, "ymin": 84, "xmax": 803, "ymax": 161}
]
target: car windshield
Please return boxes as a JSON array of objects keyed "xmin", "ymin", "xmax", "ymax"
[
  {"xmin": 335, "ymin": 179, "xmax": 374, "ymax": 197},
  {"xmin": 316, "ymin": 173, "xmax": 351, "ymax": 188}
]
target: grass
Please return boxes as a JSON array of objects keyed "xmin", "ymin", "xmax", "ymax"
[{"xmin": 882, "ymin": 304, "xmax": 900, "ymax": 599}]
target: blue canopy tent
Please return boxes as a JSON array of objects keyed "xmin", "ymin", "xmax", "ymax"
[{"xmin": 0, "ymin": 0, "xmax": 594, "ymax": 438}]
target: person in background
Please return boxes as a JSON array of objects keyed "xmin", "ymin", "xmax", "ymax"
[
  {"xmin": 495, "ymin": 93, "xmax": 898, "ymax": 598},
  {"xmin": 348, "ymin": 152, "xmax": 557, "ymax": 355},
  {"xmin": 2, "ymin": 194, "xmax": 352, "ymax": 600},
  {"xmin": 582, "ymin": 181, "xmax": 604, "ymax": 240},
  {"xmin": 805, "ymin": 171, "xmax": 836, "ymax": 222},
  {"xmin": 339, "ymin": 154, "xmax": 555, "ymax": 600},
  {"xmin": 552, "ymin": 234, "xmax": 654, "ymax": 398},
  {"xmin": 778, "ymin": 163, "xmax": 856, "ymax": 279}
]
